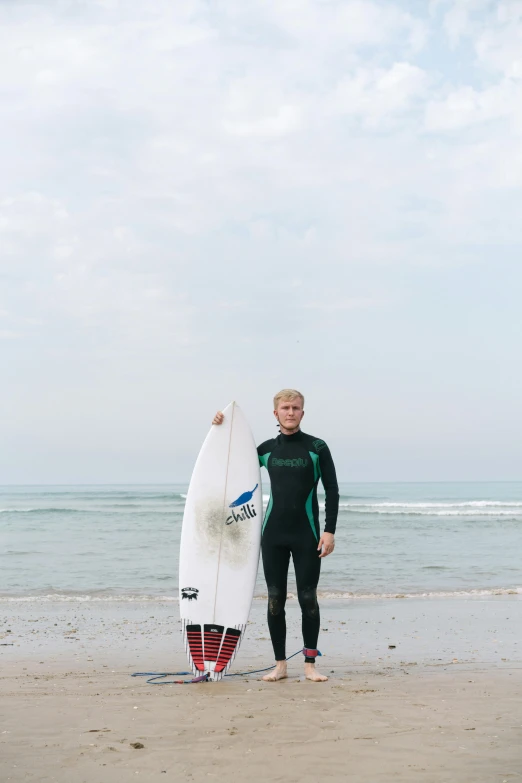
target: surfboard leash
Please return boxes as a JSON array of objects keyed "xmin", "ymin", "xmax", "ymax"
[
  {"xmin": 131, "ymin": 671, "xmax": 210, "ymax": 685},
  {"xmin": 224, "ymin": 648, "xmax": 311, "ymax": 677},
  {"xmin": 131, "ymin": 648, "xmax": 320, "ymax": 685}
]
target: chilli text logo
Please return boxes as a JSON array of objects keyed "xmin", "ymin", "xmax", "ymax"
[{"xmin": 227, "ymin": 484, "xmax": 258, "ymax": 525}]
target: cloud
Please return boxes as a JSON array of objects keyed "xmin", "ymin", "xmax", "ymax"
[
  {"xmin": 437, "ymin": 0, "xmax": 522, "ymax": 75},
  {"xmin": 1, "ymin": 0, "xmax": 522, "ymax": 481},
  {"xmin": 217, "ymin": 0, "xmax": 427, "ymax": 51},
  {"xmin": 424, "ymin": 80, "xmax": 519, "ymax": 130},
  {"xmin": 222, "ymin": 80, "xmax": 303, "ymax": 136},
  {"xmin": 476, "ymin": 18, "xmax": 522, "ymax": 77},
  {"xmin": 0, "ymin": 190, "xmax": 196, "ymax": 352},
  {"xmin": 1, "ymin": 0, "xmax": 519, "ymax": 298},
  {"xmin": 330, "ymin": 62, "xmax": 428, "ymax": 127}
]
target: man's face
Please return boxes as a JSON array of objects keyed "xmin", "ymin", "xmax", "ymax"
[{"xmin": 274, "ymin": 397, "xmax": 304, "ymax": 432}]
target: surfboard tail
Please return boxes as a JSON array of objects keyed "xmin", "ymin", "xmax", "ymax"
[{"xmin": 182, "ymin": 622, "xmax": 246, "ymax": 681}]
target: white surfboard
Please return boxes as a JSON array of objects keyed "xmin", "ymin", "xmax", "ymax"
[{"xmin": 179, "ymin": 401, "xmax": 262, "ymax": 681}]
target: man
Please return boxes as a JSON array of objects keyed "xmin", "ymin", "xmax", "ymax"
[{"xmin": 213, "ymin": 389, "xmax": 339, "ymax": 682}]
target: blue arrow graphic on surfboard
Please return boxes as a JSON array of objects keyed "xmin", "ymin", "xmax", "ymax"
[{"xmin": 229, "ymin": 484, "xmax": 258, "ymax": 508}]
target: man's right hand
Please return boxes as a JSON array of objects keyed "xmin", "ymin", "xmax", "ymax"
[{"xmin": 212, "ymin": 411, "xmax": 224, "ymax": 425}]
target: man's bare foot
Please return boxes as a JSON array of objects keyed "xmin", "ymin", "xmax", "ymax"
[
  {"xmin": 304, "ymin": 662, "xmax": 328, "ymax": 682},
  {"xmin": 262, "ymin": 661, "xmax": 288, "ymax": 682}
]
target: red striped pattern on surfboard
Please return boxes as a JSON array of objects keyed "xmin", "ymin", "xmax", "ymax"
[
  {"xmin": 182, "ymin": 622, "xmax": 246, "ymax": 678},
  {"xmin": 215, "ymin": 628, "xmax": 242, "ymax": 673},
  {"xmin": 186, "ymin": 625, "xmax": 204, "ymax": 671},
  {"xmin": 203, "ymin": 624, "xmax": 224, "ymax": 662}
]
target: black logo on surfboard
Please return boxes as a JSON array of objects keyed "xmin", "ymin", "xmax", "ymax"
[{"xmin": 181, "ymin": 587, "xmax": 199, "ymax": 601}]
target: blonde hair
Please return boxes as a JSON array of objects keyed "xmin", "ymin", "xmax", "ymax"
[{"xmin": 273, "ymin": 388, "xmax": 305, "ymax": 410}]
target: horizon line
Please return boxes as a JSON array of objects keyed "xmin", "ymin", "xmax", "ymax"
[{"xmin": 1, "ymin": 480, "xmax": 522, "ymax": 487}]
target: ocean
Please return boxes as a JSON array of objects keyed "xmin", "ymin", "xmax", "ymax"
[{"xmin": 1, "ymin": 482, "xmax": 521, "ymax": 602}]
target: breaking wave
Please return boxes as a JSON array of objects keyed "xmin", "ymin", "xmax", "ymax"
[{"xmin": 1, "ymin": 586, "xmax": 521, "ymax": 603}]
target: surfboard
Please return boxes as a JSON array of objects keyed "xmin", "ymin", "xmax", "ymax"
[{"xmin": 179, "ymin": 401, "xmax": 262, "ymax": 681}]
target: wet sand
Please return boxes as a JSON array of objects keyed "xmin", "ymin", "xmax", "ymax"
[{"xmin": 1, "ymin": 597, "xmax": 521, "ymax": 782}]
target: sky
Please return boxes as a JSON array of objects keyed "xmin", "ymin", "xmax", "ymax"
[{"xmin": 1, "ymin": 0, "xmax": 522, "ymax": 484}]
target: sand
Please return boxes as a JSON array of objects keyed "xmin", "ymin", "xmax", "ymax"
[{"xmin": 1, "ymin": 597, "xmax": 521, "ymax": 782}]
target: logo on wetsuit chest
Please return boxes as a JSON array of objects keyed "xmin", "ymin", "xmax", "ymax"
[{"xmin": 271, "ymin": 457, "xmax": 308, "ymax": 468}]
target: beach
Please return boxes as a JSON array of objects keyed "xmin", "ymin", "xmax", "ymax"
[
  {"xmin": 2, "ymin": 596, "xmax": 521, "ymax": 782},
  {"xmin": 2, "ymin": 483, "xmax": 522, "ymax": 779}
]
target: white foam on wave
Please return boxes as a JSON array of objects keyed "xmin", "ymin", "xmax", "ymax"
[
  {"xmin": 315, "ymin": 587, "xmax": 522, "ymax": 600},
  {"xmin": 341, "ymin": 501, "xmax": 522, "ymax": 508},
  {"xmin": 0, "ymin": 593, "xmax": 179, "ymax": 603},
  {"xmin": 2, "ymin": 587, "xmax": 521, "ymax": 603},
  {"xmin": 0, "ymin": 508, "xmax": 40, "ymax": 513},
  {"xmin": 259, "ymin": 586, "xmax": 522, "ymax": 600},
  {"xmin": 334, "ymin": 508, "xmax": 522, "ymax": 516},
  {"xmin": 328, "ymin": 500, "xmax": 522, "ymax": 516},
  {"xmin": 1, "ymin": 504, "xmax": 183, "ymax": 513}
]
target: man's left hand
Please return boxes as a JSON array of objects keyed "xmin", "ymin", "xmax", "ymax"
[{"xmin": 318, "ymin": 532, "xmax": 335, "ymax": 558}]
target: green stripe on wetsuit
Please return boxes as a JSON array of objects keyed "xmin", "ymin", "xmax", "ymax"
[
  {"xmin": 305, "ymin": 451, "xmax": 321, "ymax": 541},
  {"xmin": 258, "ymin": 452, "xmax": 272, "ymax": 534}
]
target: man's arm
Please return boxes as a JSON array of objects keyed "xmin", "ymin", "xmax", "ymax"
[
  {"xmin": 318, "ymin": 444, "xmax": 339, "ymax": 534},
  {"xmin": 257, "ymin": 440, "xmax": 273, "ymax": 470}
]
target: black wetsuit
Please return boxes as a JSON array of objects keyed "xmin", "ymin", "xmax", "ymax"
[{"xmin": 257, "ymin": 430, "xmax": 339, "ymax": 662}]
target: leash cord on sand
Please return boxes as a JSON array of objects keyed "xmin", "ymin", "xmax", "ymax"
[{"xmin": 132, "ymin": 649, "xmax": 308, "ymax": 685}]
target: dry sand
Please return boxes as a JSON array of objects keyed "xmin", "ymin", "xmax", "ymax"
[{"xmin": 1, "ymin": 597, "xmax": 521, "ymax": 782}]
